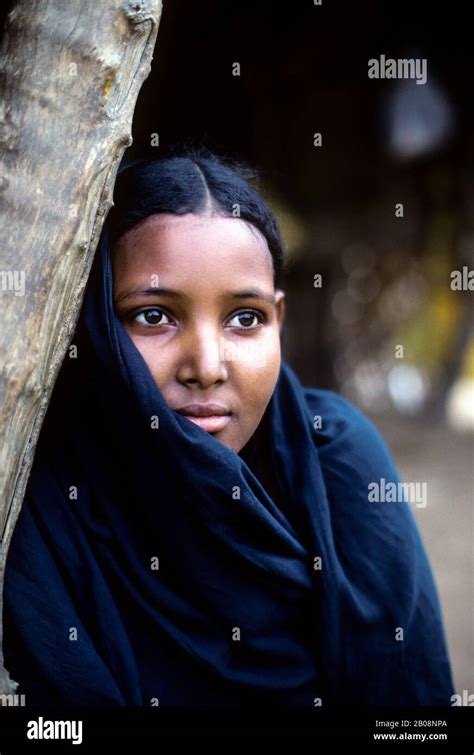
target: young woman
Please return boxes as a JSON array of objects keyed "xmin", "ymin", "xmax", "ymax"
[{"xmin": 2, "ymin": 148, "xmax": 454, "ymax": 707}]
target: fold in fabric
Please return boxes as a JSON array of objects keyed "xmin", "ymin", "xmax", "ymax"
[{"xmin": 3, "ymin": 224, "xmax": 454, "ymax": 707}]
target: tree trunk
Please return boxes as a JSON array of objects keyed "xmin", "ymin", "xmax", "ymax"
[{"xmin": 0, "ymin": 0, "xmax": 162, "ymax": 696}]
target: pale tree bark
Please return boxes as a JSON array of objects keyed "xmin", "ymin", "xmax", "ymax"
[{"xmin": 0, "ymin": 0, "xmax": 162, "ymax": 696}]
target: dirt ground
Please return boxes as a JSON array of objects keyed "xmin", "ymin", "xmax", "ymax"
[{"xmin": 369, "ymin": 412, "xmax": 473, "ymax": 698}]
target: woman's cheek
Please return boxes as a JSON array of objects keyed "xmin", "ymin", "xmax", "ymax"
[
  {"xmin": 234, "ymin": 329, "xmax": 280, "ymax": 371},
  {"xmin": 128, "ymin": 334, "xmax": 169, "ymax": 386},
  {"xmin": 254, "ymin": 331, "xmax": 281, "ymax": 385},
  {"xmin": 234, "ymin": 336, "xmax": 281, "ymax": 402}
]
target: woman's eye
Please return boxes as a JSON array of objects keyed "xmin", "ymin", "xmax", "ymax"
[
  {"xmin": 133, "ymin": 309, "xmax": 172, "ymax": 327},
  {"xmin": 130, "ymin": 308, "xmax": 263, "ymax": 329},
  {"xmin": 227, "ymin": 311, "xmax": 263, "ymax": 329}
]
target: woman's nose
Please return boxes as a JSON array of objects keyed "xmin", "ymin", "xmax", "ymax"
[{"xmin": 176, "ymin": 326, "xmax": 229, "ymax": 388}]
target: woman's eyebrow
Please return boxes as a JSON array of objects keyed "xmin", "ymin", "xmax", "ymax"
[
  {"xmin": 227, "ymin": 289, "xmax": 276, "ymax": 305},
  {"xmin": 115, "ymin": 287, "xmax": 276, "ymax": 305},
  {"xmin": 115, "ymin": 287, "xmax": 184, "ymax": 304}
]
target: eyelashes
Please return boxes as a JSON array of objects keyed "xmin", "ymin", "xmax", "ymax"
[
  {"xmin": 226, "ymin": 310, "xmax": 266, "ymax": 329},
  {"xmin": 128, "ymin": 307, "xmax": 267, "ymax": 330},
  {"xmin": 133, "ymin": 308, "xmax": 173, "ymax": 327}
]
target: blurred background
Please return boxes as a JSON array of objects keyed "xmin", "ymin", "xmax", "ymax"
[{"xmin": 3, "ymin": 0, "xmax": 472, "ymax": 696}]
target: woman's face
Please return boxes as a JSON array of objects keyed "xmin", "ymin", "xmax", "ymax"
[{"xmin": 112, "ymin": 213, "xmax": 285, "ymax": 453}]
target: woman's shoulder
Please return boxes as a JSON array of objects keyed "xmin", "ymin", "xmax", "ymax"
[
  {"xmin": 301, "ymin": 385, "xmax": 401, "ymax": 486},
  {"xmin": 300, "ymin": 386, "xmax": 422, "ymax": 588},
  {"xmin": 302, "ymin": 384, "xmax": 390, "ymax": 448},
  {"xmin": 303, "ymin": 385, "xmax": 371, "ymax": 433}
]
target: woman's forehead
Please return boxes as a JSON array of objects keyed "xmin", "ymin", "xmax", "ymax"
[
  {"xmin": 113, "ymin": 213, "xmax": 273, "ymax": 279},
  {"xmin": 116, "ymin": 211, "xmax": 267, "ymax": 243}
]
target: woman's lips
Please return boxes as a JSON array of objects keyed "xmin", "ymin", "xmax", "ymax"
[{"xmin": 183, "ymin": 414, "xmax": 231, "ymax": 433}]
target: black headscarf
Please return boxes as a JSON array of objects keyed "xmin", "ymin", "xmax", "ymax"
[{"xmin": 3, "ymin": 159, "xmax": 454, "ymax": 707}]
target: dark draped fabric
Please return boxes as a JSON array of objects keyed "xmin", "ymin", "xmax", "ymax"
[{"xmin": 3, "ymin": 217, "xmax": 454, "ymax": 708}]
